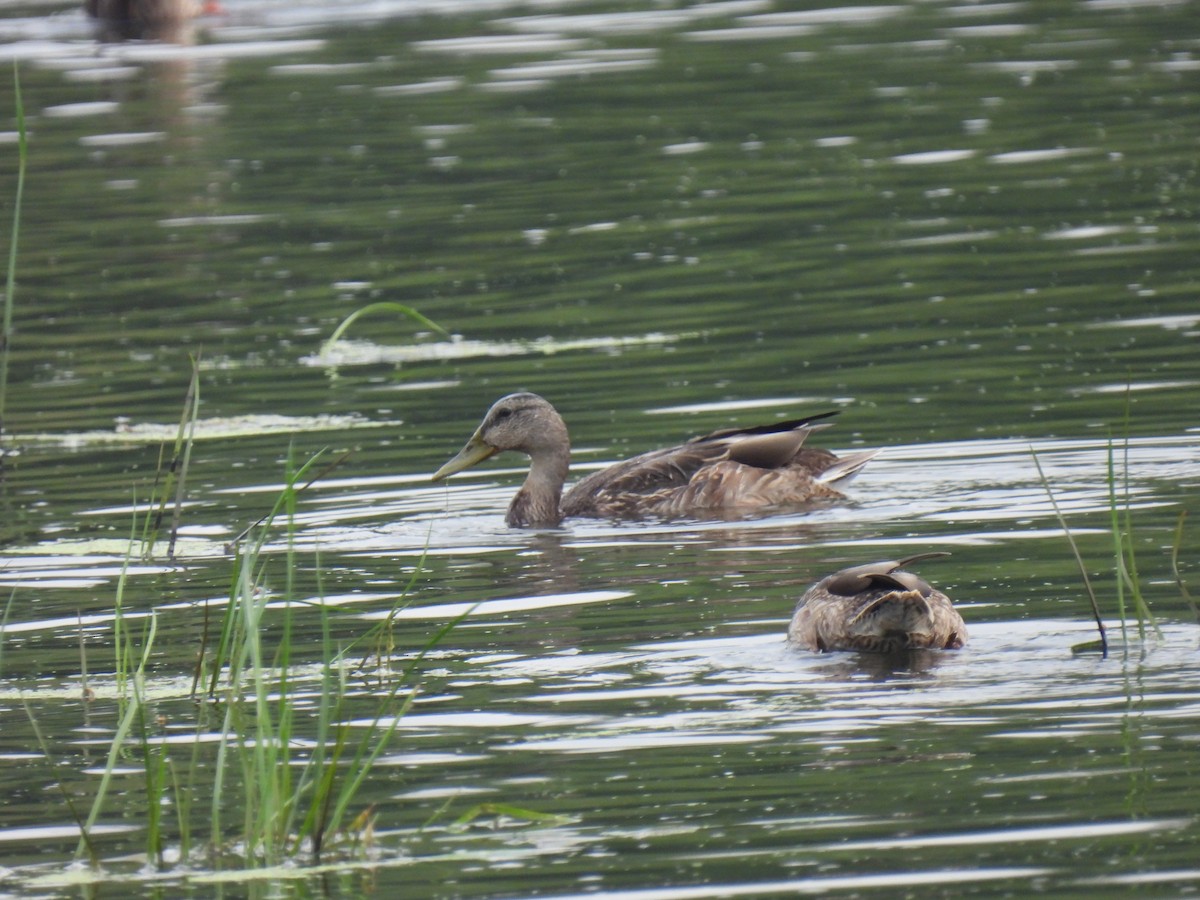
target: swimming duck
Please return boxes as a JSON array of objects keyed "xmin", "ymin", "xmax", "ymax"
[
  {"xmin": 85, "ymin": 0, "xmax": 218, "ymax": 37},
  {"xmin": 788, "ymin": 553, "xmax": 967, "ymax": 653},
  {"xmin": 431, "ymin": 392, "xmax": 877, "ymax": 528}
]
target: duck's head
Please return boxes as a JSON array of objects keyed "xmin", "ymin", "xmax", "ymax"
[{"xmin": 432, "ymin": 392, "xmax": 568, "ymax": 481}]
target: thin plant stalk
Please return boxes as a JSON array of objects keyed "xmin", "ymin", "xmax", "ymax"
[
  {"xmin": 1120, "ymin": 435, "xmax": 1158, "ymax": 639},
  {"xmin": 1031, "ymin": 448, "xmax": 1107, "ymax": 656},
  {"xmin": 23, "ymin": 700, "xmax": 100, "ymax": 867},
  {"xmin": 288, "ymin": 582, "xmax": 338, "ymax": 857},
  {"xmin": 207, "ymin": 452, "xmax": 322, "ymax": 863},
  {"xmin": 224, "ymin": 449, "xmax": 351, "ymax": 551},
  {"xmin": 1171, "ymin": 511, "xmax": 1197, "ymax": 624},
  {"xmin": 78, "ymin": 612, "xmax": 89, "ymax": 702},
  {"xmin": 208, "ymin": 544, "xmax": 263, "ymax": 866},
  {"xmin": 167, "ymin": 355, "xmax": 201, "ymax": 559},
  {"xmin": 298, "ymin": 611, "xmax": 468, "ymax": 860},
  {"xmin": 193, "ymin": 451, "xmax": 467, "ymax": 866},
  {"xmin": 143, "ymin": 357, "xmax": 201, "ymax": 560},
  {"xmin": 208, "ymin": 659, "xmax": 237, "ymax": 866},
  {"xmin": 346, "ymin": 520, "xmax": 434, "ymax": 677},
  {"xmin": 77, "ymin": 613, "xmax": 158, "ymax": 860},
  {"xmin": 169, "ymin": 757, "xmax": 192, "ymax": 866},
  {"xmin": 1104, "ymin": 441, "xmax": 1129, "ymax": 645},
  {"xmin": 134, "ymin": 672, "xmax": 168, "ymax": 868},
  {"xmin": 1117, "ymin": 389, "xmax": 1159, "ymax": 641},
  {"xmin": 170, "ymin": 678, "xmax": 211, "ymax": 865},
  {"xmin": 1107, "ymin": 439, "xmax": 1161, "ymax": 643},
  {"xmin": 1, "ymin": 60, "xmax": 28, "ymax": 447},
  {"xmin": 204, "ymin": 449, "xmax": 326, "ymax": 698},
  {"xmin": 0, "ymin": 587, "xmax": 16, "ymax": 675},
  {"xmin": 114, "ymin": 500, "xmax": 141, "ymax": 694},
  {"xmin": 189, "ymin": 597, "xmax": 212, "ymax": 698}
]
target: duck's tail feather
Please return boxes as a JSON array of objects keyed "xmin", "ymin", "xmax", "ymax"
[{"xmin": 816, "ymin": 448, "xmax": 880, "ymax": 485}]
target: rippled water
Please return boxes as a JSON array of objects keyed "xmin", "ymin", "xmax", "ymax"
[{"xmin": 1, "ymin": 0, "xmax": 1198, "ymax": 896}]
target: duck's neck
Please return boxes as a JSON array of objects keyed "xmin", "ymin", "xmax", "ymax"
[{"xmin": 507, "ymin": 445, "xmax": 570, "ymax": 528}]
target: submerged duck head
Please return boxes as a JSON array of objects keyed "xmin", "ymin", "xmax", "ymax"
[{"xmin": 788, "ymin": 552, "xmax": 967, "ymax": 653}]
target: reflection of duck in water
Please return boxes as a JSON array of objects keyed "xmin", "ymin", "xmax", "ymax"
[
  {"xmin": 432, "ymin": 392, "xmax": 877, "ymax": 528},
  {"xmin": 85, "ymin": 0, "xmax": 220, "ymax": 40},
  {"xmin": 788, "ymin": 553, "xmax": 967, "ymax": 653}
]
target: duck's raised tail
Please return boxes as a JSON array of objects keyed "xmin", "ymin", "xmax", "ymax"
[{"xmin": 815, "ymin": 448, "xmax": 879, "ymax": 485}]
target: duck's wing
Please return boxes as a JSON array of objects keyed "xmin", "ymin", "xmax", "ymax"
[
  {"xmin": 704, "ymin": 412, "xmax": 877, "ymax": 484},
  {"xmin": 561, "ymin": 440, "xmax": 732, "ymax": 517},
  {"xmin": 823, "ymin": 553, "xmax": 952, "ymax": 597},
  {"xmin": 690, "ymin": 410, "xmax": 840, "ymax": 444},
  {"xmin": 561, "ymin": 413, "xmax": 844, "ymax": 518}
]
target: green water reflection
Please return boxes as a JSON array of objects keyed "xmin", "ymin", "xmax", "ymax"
[{"xmin": 0, "ymin": 0, "xmax": 1198, "ymax": 896}]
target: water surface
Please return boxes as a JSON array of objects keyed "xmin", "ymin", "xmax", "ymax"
[{"xmin": 0, "ymin": 0, "xmax": 1198, "ymax": 896}]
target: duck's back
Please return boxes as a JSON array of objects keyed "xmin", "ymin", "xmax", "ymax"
[{"xmin": 562, "ymin": 414, "xmax": 871, "ymax": 520}]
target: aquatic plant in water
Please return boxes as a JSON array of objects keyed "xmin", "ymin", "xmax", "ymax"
[
  {"xmin": 139, "ymin": 355, "xmax": 201, "ymax": 561},
  {"xmin": 1034, "ymin": 409, "xmax": 1190, "ymax": 656},
  {"xmin": 1, "ymin": 62, "xmax": 27, "ymax": 451},
  {"xmin": 318, "ymin": 301, "xmax": 449, "ymax": 374},
  {"xmin": 36, "ymin": 451, "xmax": 458, "ymax": 876}
]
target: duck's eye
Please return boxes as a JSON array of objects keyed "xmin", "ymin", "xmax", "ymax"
[{"xmin": 494, "ymin": 407, "xmax": 512, "ymax": 420}]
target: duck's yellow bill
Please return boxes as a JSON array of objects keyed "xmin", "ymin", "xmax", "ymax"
[{"xmin": 431, "ymin": 431, "xmax": 498, "ymax": 482}]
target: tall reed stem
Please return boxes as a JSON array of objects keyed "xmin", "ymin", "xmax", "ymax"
[
  {"xmin": 1, "ymin": 61, "xmax": 28, "ymax": 449},
  {"xmin": 1031, "ymin": 448, "xmax": 1107, "ymax": 656}
]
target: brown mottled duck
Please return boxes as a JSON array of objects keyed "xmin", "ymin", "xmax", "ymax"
[
  {"xmin": 788, "ymin": 553, "xmax": 967, "ymax": 653},
  {"xmin": 431, "ymin": 392, "xmax": 878, "ymax": 528},
  {"xmin": 85, "ymin": 0, "xmax": 219, "ymax": 37}
]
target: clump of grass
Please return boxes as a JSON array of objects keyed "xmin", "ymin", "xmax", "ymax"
[
  {"xmin": 1035, "ymin": 413, "xmax": 1188, "ymax": 656},
  {"xmin": 1, "ymin": 60, "xmax": 28, "ymax": 452},
  {"xmin": 72, "ymin": 451, "xmax": 466, "ymax": 873},
  {"xmin": 208, "ymin": 450, "xmax": 481, "ymax": 864},
  {"xmin": 1106, "ymin": 437, "xmax": 1162, "ymax": 645}
]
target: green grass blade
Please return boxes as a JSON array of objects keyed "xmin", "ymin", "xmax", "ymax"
[
  {"xmin": 0, "ymin": 587, "xmax": 16, "ymax": 675},
  {"xmin": 134, "ymin": 675, "xmax": 167, "ymax": 868},
  {"xmin": 22, "ymin": 699, "xmax": 99, "ymax": 866},
  {"xmin": 321, "ymin": 606, "xmax": 476, "ymax": 844},
  {"xmin": 1106, "ymin": 440, "xmax": 1129, "ymax": 646},
  {"xmin": 1, "ymin": 60, "xmax": 28, "ymax": 442},
  {"xmin": 1171, "ymin": 510, "xmax": 1197, "ymax": 623},
  {"xmin": 1119, "ymin": 419, "xmax": 1160, "ymax": 640},
  {"xmin": 449, "ymin": 802, "xmax": 575, "ymax": 832},
  {"xmin": 77, "ymin": 613, "xmax": 158, "ymax": 859},
  {"xmin": 321, "ymin": 301, "xmax": 448, "ymax": 356},
  {"xmin": 166, "ymin": 354, "xmax": 201, "ymax": 560},
  {"xmin": 143, "ymin": 359, "xmax": 201, "ymax": 559}
]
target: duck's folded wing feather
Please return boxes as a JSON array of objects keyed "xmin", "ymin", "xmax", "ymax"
[
  {"xmin": 814, "ymin": 448, "xmax": 879, "ymax": 485},
  {"xmin": 690, "ymin": 410, "xmax": 839, "ymax": 444},
  {"xmin": 561, "ymin": 411, "xmax": 862, "ymax": 518},
  {"xmin": 562, "ymin": 441, "xmax": 731, "ymax": 515}
]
